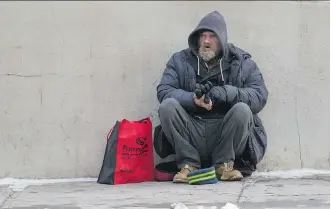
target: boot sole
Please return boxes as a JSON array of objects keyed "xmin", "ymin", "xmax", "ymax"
[
  {"xmin": 220, "ymin": 175, "xmax": 243, "ymax": 181},
  {"xmin": 173, "ymin": 178, "xmax": 189, "ymax": 183}
]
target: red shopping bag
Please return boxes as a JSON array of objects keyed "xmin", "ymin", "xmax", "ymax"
[{"xmin": 97, "ymin": 118, "xmax": 154, "ymax": 185}]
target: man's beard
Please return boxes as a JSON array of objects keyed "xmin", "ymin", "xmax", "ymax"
[{"xmin": 199, "ymin": 46, "xmax": 216, "ymax": 62}]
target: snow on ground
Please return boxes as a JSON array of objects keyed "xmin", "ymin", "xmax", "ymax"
[
  {"xmin": 0, "ymin": 169, "xmax": 329, "ymax": 192},
  {"xmin": 0, "ymin": 177, "xmax": 97, "ymax": 191},
  {"xmin": 251, "ymin": 169, "xmax": 330, "ymax": 178}
]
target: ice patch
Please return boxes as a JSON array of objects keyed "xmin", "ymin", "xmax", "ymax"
[
  {"xmin": 170, "ymin": 203, "xmax": 239, "ymax": 209},
  {"xmin": 221, "ymin": 203, "xmax": 239, "ymax": 209},
  {"xmin": 170, "ymin": 203, "xmax": 188, "ymax": 209}
]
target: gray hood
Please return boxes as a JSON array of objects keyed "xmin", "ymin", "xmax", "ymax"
[{"xmin": 188, "ymin": 11, "xmax": 229, "ymax": 60}]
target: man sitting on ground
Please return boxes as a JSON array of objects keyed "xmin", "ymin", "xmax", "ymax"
[{"xmin": 156, "ymin": 11, "xmax": 269, "ymax": 183}]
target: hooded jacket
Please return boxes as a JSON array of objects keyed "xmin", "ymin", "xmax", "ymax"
[{"xmin": 155, "ymin": 11, "xmax": 269, "ymax": 170}]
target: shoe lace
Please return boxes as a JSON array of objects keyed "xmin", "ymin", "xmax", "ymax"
[
  {"xmin": 227, "ymin": 163, "xmax": 234, "ymax": 170},
  {"xmin": 178, "ymin": 165, "xmax": 194, "ymax": 174},
  {"xmin": 219, "ymin": 162, "xmax": 234, "ymax": 172}
]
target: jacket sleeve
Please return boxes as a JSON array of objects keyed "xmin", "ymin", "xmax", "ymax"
[
  {"xmin": 211, "ymin": 59, "xmax": 268, "ymax": 114},
  {"xmin": 156, "ymin": 54, "xmax": 197, "ymax": 112}
]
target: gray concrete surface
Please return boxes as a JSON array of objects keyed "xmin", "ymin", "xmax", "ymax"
[
  {"xmin": 0, "ymin": 186, "xmax": 11, "ymax": 208},
  {"xmin": 0, "ymin": 2, "xmax": 329, "ymax": 178},
  {"xmin": 0, "ymin": 176, "xmax": 330, "ymax": 209}
]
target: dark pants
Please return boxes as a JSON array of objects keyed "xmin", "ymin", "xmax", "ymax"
[{"xmin": 158, "ymin": 98, "xmax": 254, "ymax": 169}]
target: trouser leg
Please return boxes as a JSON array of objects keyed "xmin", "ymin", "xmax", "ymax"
[
  {"xmin": 158, "ymin": 98, "xmax": 206, "ymax": 169},
  {"xmin": 211, "ymin": 102, "xmax": 254, "ymax": 165}
]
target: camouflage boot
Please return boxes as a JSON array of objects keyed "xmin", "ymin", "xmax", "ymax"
[
  {"xmin": 173, "ymin": 164, "xmax": 197, "ymax": 183},
  {"xmin": 216, "ymin": 162, "xmax": 243, "ymax": 181}
]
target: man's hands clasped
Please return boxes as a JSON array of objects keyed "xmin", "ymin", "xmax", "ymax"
[{"xmin": 194, "ymin": 81, "xmax": 213, "ymax": 111}]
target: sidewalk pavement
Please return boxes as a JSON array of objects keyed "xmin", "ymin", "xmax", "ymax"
[{"xmin": 0, "ymin": 173, "xmax": 329, "ymax": 209}]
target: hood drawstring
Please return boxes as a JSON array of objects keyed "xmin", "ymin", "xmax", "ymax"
[
  {"xmin": 220, "ymin": 58, "xmax": 224, "ymax": 83},
  {"xmin": 197, "ymin": 56, "xmax": 200, "ymax": 76}
]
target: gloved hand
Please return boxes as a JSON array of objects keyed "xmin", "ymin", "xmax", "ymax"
[
  {"xmin": 207, "ymin": 86, "xmax": 227, "ymax": 105},
  {"xmin": 194, "ymin": 81, "xmax": 213, "ymax": 103}
]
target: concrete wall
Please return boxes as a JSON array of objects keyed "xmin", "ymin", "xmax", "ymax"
[{"xmin": 0, "ymin": 1, "xmax": 329, "ymax": 178}]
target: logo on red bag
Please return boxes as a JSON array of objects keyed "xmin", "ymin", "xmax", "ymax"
[
  {"xmin": 122, "ymin": 136, "xmax": 148, "ymax": 157},
  {"xmin": 136, "ymin": 136, "xmax": 146, "ymax": 145}
]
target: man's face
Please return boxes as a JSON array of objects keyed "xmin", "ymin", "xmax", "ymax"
[{"xmin": 198, "ymin": 31, "xmax": 220, "ymax": 62}]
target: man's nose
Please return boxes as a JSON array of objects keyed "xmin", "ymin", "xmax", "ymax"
[{"xmin": 203, "ymin": 38, "xmax": 211, "ymax": 44}]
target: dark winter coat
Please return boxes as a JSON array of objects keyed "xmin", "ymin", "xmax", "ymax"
[{"xmin": 154, "ymin": 11, "xmax": 269, "ymax": 174}]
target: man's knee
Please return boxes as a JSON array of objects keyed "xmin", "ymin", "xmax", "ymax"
[
  {"xmin": 158, "ymin": 98, "xmax": 181, "ymax": 121},
  {"xmin": 229, "ymin": 102, "xmax": 253, "ymax": 123}
]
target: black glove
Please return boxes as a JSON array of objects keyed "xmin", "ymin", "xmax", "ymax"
[
  {"xmin": 194, "ymin": 83, "xmax": 203, "ymax": 98},
  {"xmin": 194, "ymin": 81, "xmax": 213, "ymax": 103},
  {"xmin": 207, "ymin": 86, "xmax": 227, "ymax": 105}
]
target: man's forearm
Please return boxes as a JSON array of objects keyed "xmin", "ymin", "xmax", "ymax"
[
  {"xmin": 209, "ymin": 84, "xmax": 267, "ymax": 114},
  {"xmin": 158, "ymin": 87, "xmax": 197, "ymax": 112}
]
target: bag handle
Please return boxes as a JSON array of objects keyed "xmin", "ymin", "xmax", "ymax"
[
  {"xmin": 139, "ymin": 117, "xmax": 149, "ymax": 124},
  {"xmin": 106, "ymin": 120, "xmax": 121, "ymax": 140},
  {"xmin": 107, "ymin": 118, "xmax": 149, "ymax": 140}
]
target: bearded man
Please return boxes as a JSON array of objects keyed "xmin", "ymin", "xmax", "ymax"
[{"xmin": 155, "ymin": 11, "xmax": 269, "ymax": 183}]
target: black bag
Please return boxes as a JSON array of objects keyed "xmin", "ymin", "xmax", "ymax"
[
  {"xmin": 97, "ymin": 121, "xmax": 120, "ymax": 184},
  {"xmin": 246, "ymin": 116, "xmax": 267, "ymax": 165},
  {"xmin": 153, "ymin": 124, "xmax": 174, "ymax": 158}
]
